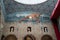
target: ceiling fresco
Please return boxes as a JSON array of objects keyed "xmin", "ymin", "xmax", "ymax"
[{"xmin": 1, "ymin": 0, "xmax": 58, "ymax": 22}]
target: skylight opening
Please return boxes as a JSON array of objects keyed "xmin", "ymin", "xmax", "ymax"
[{"xmin": 14, "ymin": 0, "xmax": 47, "ymax": 5}]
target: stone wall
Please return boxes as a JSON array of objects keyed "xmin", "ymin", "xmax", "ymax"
[{"xmin": 2, "ymin": 22, "xmax": 57, "ymax": 40}]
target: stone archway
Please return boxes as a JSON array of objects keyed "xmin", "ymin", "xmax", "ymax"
[
  {"xmin": 24, "ymin": 34, "xmax": 36, "ymax": 40},
  {"xmin": 5, "ymin": 34, "xmax": 17, "ymax": 40},
  {"xmin": 41, "ymin": 35, "xmax": 53, "ymax": 40}
]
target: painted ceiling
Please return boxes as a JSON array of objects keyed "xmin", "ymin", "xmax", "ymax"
[{"xmin": 1, "ymin": 0, "xmax": 58, "ymax": 22}]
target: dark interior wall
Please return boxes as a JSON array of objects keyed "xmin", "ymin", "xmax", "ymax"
[{"xmin": 58, "ymin": 17, "xmax": 60, "ymax": 32}]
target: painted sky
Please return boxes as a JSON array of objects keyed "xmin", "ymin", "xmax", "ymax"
[{"xmin": 1, "ymin": 0, "xmax": 57, "ymax": 22}]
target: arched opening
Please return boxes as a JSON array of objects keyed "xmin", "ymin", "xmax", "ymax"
[
  {"xmin": 10, "ymin": 26, "xmax": 14, "ymax": 32},
  {"xmin": 24, "ymin": 34, "xmax": 36, "ymax": 40},
  {"xmin": 5, "ymin": 34, "xmax": 17, "ymax": 40},
  {"xmin": 41, "ymin": 35, "xmax": 53, "ymax": 40}
]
